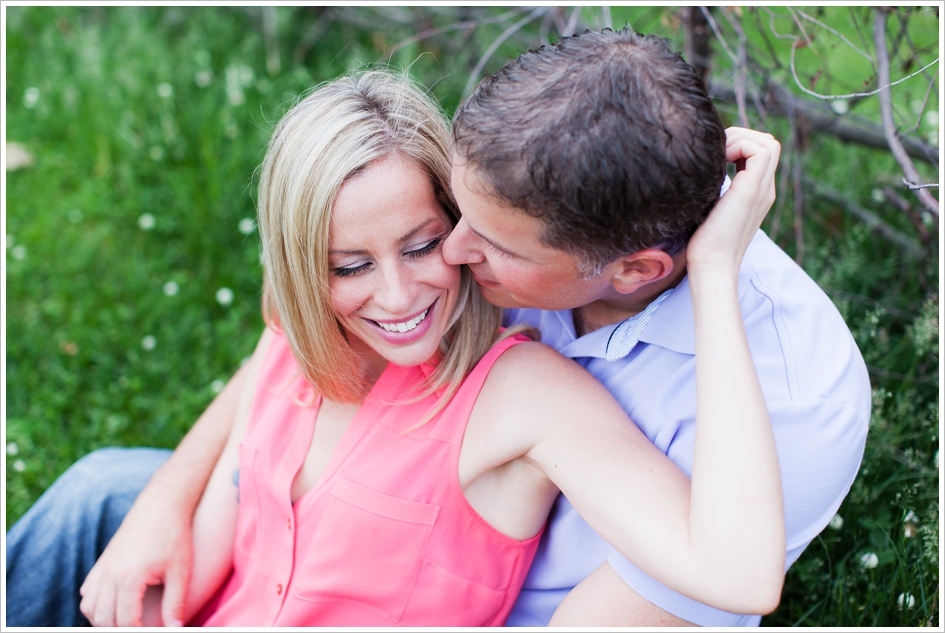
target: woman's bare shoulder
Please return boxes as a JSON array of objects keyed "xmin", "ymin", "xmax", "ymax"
[{"xmin": 479, "ymin": 341, "xmax": 614, "ymax": 420}]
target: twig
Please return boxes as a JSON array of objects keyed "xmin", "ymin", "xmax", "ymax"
[
  {"xmin": 803, "ymin": 175, "xmax": 925, "ymax": 258},
  {"xmin": 903, "ymin": 179, "xmax": 939, "ymax": 190},
  {"xmin": 386, "ymin": 7, "xmax": 525, "ymax": 60},
  {"xmin": 873, "ymin": 8, "xmax": 939, "ymax": 217},
  {"xmin": 462, "ymin": 7, "xmax": 548, "ymax": 98},
  {"xmin": 790, "ymin": 45, "xmax": 939, "ymax": 100},
  {"xmin": 796, "ymin": 9, "xmax": 873, "ymax": 62},
  {"xmin": 712, "ymin": 81, "xmax": 939, "ymax": 166},
  {"xmin": 601, "ymin": 6, "xmax": 612, "ymax": 31},
  {"xmin": 262, "ymin": 6, "xmax": 280, "ymax": 77},
  {"xmin": 562, "ymin": 6, "xmax": 581, "ymax": 37},
  {"xmin": 700, "ymin": 6, "xmax": 738, "ymax": 64},
  {"xmin": 722, "ymin": 8, "xmax": 750, "ymax": 128}
]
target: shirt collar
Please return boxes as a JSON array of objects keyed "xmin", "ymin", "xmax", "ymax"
[{"xmin": 557, "ymin": 228, "xmax": 763, "ymax": 360}]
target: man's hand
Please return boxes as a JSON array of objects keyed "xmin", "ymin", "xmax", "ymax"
[
  {"xmin": 687, "ymin": 127, "xmax": 781, "ymax": 275},
  {"xmin": 79, "ymin": 361, "xmax": 247, "ymax": 626},
  {"xmin": 79, "ymin": 489, "xmax": 192, "ymax": 627}
]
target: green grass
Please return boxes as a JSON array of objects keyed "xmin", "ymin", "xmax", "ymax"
[{"xmin": 5, "ymin": 6, "xmax": 939, "ymax": 627}]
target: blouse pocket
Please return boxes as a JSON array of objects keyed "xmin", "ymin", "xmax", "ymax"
[
  {"xmin": 233, "ymin": 445, "xmax": 260, "ymax": 559},
  {"xmin": 292, "ymin": 477, "xmax": 439, "ymax": 622}
]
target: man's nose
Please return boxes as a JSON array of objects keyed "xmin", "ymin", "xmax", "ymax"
[{"xmin": 443, "ymin": 218, "xmax": 484, "ymax": 266}]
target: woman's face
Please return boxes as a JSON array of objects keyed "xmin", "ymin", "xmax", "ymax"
[{"xmin": 328, "ymin": 154, "xmax": 461, "ymax": 371}]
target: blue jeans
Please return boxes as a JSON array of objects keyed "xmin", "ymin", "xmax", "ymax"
[{"xmin": 5, "ymin": 447, "xmax": 171, "ymax": 627}]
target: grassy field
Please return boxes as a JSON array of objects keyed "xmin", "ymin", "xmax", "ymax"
[{"xmin": 5, "ymin": 6, "xmax": 939, "ymax": 627}]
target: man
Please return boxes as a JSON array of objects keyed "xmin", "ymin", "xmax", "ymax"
[{"xmin": 6, "ymin": 29, "xmax": 869, "ymax": 627}]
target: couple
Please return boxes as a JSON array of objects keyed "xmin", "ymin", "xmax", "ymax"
[{"xmin": 6, "ymin": 29, "xmax": 870, "ymax": 627}]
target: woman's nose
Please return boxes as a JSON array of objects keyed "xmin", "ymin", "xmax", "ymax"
[{"xmin": 373, "ymin": 263, "xmax": 418, "ymax": 316}]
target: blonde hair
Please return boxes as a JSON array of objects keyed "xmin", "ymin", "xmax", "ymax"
[{"xmin": 258, "ymin": 70, "xmax": 504, "ymax": 406}]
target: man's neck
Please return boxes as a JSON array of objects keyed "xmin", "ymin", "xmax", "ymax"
[{"xmin": 572, "ymin": 256, "xmax": 688, "ymax": 338}]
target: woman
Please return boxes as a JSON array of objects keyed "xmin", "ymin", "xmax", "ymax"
[{"xmin": 96, "ymin": 70, "xmax": 784, "ymax": 626}]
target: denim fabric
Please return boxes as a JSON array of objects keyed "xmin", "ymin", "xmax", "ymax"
[{"xmin": 5, "ymin": 447, "xmax": 170, "ymax": 627}]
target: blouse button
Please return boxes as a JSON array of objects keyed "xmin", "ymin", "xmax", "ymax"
[{"xmin": 276, "ymin": 583, "xmax": 283, "ymax": 595}]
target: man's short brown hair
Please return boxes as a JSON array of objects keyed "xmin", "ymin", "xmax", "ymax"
[{"xmin": 452, "ymin": 28, "xmax": 726, "ymax": 272}]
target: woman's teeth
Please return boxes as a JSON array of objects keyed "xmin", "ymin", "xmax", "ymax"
[{"xmin": 377, "ymin": 309, "xmax": 429, "ymax": 333}]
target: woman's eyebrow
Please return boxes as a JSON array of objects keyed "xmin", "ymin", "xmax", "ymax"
[{"xmin": 328, "ymin": 218, "xmax": 442, "ymax": 256}]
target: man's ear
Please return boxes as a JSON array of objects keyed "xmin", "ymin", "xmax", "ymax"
[{"xmin": 610, "ymin": 249, "xmax": 676, "ymax": 295}]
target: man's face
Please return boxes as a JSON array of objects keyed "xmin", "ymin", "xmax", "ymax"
[{"xmin": 443, "ymin": 160, "xmax": 612, "ymax": 311}]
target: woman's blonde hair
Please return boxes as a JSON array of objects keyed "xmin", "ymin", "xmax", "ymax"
[{"xmin": 258, "ymin": 70, "xmax": 504, "ymax": 405}]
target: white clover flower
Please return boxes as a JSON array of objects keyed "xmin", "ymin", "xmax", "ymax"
[
  {"xmin": 141, "ymin": 335, "xmax": 157, "ymax": 350},
  {"xmin": 859, "ymin": 552, "xmax": 879, "ymax": 569},
  {"xmin": 897, "ymin": 592, "xmax": 915, "ymax": 609},
  {"xmin": 138, "ymin": 213, "xmax": 156, "ymax": 230},
  {"xmin": 11, "ymin": 245, "xmax": 26, "ymax": 260},
  {"xmin": 69, "ymin": 208, "xmax": 83, "ymax": 223},
  {"xmin": 157, "ymin": 82, "xmax": 173, "ymax": 98},
  {"xmin": 163, "ymin": 281, "xmax": 180, "ymax": 296},
  {"xmin": 830, "ymin": 99, "xmax": 849, "ymax": 115},
  {"xmin": 12, "ymin": 459, "xmax": 26, "ymax": 472},
  {"xmin": 871, "ymin": 188, "xmax": 885, "ymax": 203},
  {"xmin": 238, "ymin": 218, "xmax": 256, "ymax": 235},
  {"xmin": 216, "ymin": 287, "xmax": 234, "ymax": 306},
  {"xmin": 6, "ymin": 234, "xmax": 13, "ymax": 249},
  {"xmin": 6, "ymin": 442, "xmax": 19, "ymax": 456},
  {"xmin": 149, "ymin": 145, "xmax": 165, "ymax": 161},
  {"xmin": 23, "ymin": 87, "xmax": 40, "ymax": 109},
  {"xmin": 194, "ymin": 70, "xmax": 212, "ymax": 88},
  {"xmin": 828, "ymin": 514, "xmax": 844, "ymax": 530},
  {"xmin": 211, "ymin": 379, "xmax": 225, "ymax": 394}
]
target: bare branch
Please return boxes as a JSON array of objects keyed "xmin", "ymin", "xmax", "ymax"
[
  {"xmin": 462, "ymin": 7, "xmax": 548, "ymax": 98},
  {"xmin": 803, "ymin": 176, "xmax": 925, "ymax": 258},
  {"xmin": 873, "ymin": 8, "xmax": 939, "ymax": 216},
  {"xmin": 562, "ymin": 6, "xmax": 581, "ymax": 37},
  {"xmin": 903, "ymin": 179, "xmax": 940, "ymax": 190},
  {"xmin": 700, "ymin": 6, "xmax": 738, "ymax": 65},
  {"xmin": 386, "ymin": 7, "xmax": 525, "ymax": 60},
  {"xmin": 797, "ymin": 9, "xmax": 874, "ymax": 62},
  {"xmin": 722, "ymin": 8, "xmax": 750, "ymax": 128},
  {"xmin": 790, "ymin": 44, "xmax": 939, "ymax": 100},
  {"xmin": 711, "ymin": 82, "xmax": 939, "ymax": 166}
]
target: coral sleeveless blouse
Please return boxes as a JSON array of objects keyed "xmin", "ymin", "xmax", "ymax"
[{"xmin": 199, "ymin": 330, "xmax": 541, "ymax": 626}]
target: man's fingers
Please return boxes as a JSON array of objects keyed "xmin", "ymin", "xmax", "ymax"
[{"xmin": 161, "ymin": 561, "xmax": 191, "ymax": 627}]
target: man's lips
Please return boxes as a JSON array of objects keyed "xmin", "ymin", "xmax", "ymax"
[{"xmin": 469, "ymin": 268, "xmax": 499, "ymax": 287}]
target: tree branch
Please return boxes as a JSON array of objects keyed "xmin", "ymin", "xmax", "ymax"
[
  {"xmin": 873, "ymin": 8, "xmax": 939, "ymax": 216},
  {"xmin": 803, "ymin": 175, "xmax": 925, "ymax": 258},
  {"xmin": 710, "ymin": 82, "xmax": 939, "ymax": 166}
]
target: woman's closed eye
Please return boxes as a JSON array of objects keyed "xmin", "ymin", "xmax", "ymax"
[
  {"xmin": 333, "ymin": 261, "xmax": 371, "ymax": 278},
  {"xmin": 405, "ymin": 237, "xmax": 442, "ymax": 260}
]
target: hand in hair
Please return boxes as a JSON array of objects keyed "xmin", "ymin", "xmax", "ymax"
[{"xmin": 686, "ymin": 128, "xmax": 781, "ymax": 275}]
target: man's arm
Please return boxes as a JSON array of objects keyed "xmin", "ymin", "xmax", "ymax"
[
  {"xmin": 550, "ymin": 562, "xmax": 694, "ymax": 627},
  {"xmin": 78, "ymin": 361, "xmax": 244, "ymax": 627}
]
